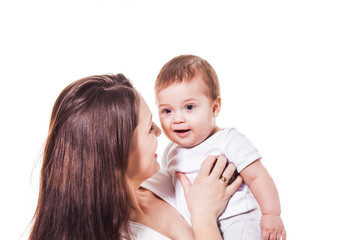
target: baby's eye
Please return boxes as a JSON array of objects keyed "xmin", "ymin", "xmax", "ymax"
[
  {"xmin": 185, "ymin": 104, "xmax": 195, "ymax": 111},
  {"xmin": 162, "ymin": 109, "xmax": 172, "ymax": 114}
]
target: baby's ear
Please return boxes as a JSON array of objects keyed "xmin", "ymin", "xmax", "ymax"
[{"xmin": 212, "ymin": 96, "xmax": 221, "ymax": 117}]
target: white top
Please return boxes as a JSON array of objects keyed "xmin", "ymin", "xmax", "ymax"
[
  {"xmin": 129, "ymin": 168, "xmax": 177, "ymax": 239},
  {"xmin": 161, "ymin": 128, "xmax": 262, "ymax": 224},
  {"xmin": 141, "ymin": 168, "xmax": 179, "ymax": 212},
  {"xmin": 129, "ymin": 221, "xmax": 171, "ymax": 240}
]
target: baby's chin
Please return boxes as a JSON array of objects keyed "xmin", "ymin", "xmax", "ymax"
[
  {"xmin": 172, "ymin": 139, "xmax": 202, "ymax": 149},
  {"xmin": 165, "ymin": 132, "xmax": 205, "ymax": 148}
]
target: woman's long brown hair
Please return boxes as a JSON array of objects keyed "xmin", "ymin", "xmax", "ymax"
[{"xmin": 29, "ymin": 74, "xmax": 139, "ymax": 240}]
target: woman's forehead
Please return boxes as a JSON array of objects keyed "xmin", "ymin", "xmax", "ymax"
[{"xmin": 138, "ymin": 96, "xmax": 152, "ymax": 124}]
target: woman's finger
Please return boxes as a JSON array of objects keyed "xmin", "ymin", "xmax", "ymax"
[
  {"xmin": 226, "ymin": 175, "xmax": 243, "ymax": 196},
  {"xmin": 176, "ymin": 172, "xmax": 191, "ymax": 193},
  {"xmin": 209, "ymin": 155, "xmax": 227, "ymax": 179},
  {"xmin": 197, "ymin": 155, "xmax": 217, "ymax": 178},
  {"xmin": 220, "ymin": 162, "xmax": 237, "ymax": 184}
]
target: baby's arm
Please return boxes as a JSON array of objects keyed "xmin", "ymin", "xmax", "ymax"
[{"xmin": 241, "ymin": 159, "xmax": 286, "ymax": 240}]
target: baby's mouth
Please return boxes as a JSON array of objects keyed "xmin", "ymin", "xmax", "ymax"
[
  {"xmin": 173, "ymin": 129, "xmax": 191, "ymax": 138},
  {"xmin": 174, "ymin": 129, "xmax": 190, "ymax": 133}
]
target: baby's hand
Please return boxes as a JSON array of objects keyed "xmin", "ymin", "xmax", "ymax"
[{"xmin": 261, "ymin": 214, "xmax": 286, "ymax": 240}]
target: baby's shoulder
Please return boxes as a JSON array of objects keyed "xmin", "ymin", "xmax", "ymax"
[
  {"xmin": 162, "ymin": 142, "xmax": 180, "ymax": 163},
  {"xmin": 220, "ymin": 127, "xmax": 254, "ymax": 149},
  {"xmin": 220, "ymin": 127, "xmax": 246, "ymax": 141}
]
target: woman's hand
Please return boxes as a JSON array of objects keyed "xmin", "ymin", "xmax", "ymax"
[{"xmin": 176, "ymin": 155, "xmax": 242, "ymax": 240}]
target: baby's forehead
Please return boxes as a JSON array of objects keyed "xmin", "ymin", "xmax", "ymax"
[{"xmin": 156, "ymin": 75, "xmax": 209, "ymax": 94}]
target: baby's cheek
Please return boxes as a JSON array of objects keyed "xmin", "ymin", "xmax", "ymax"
[
  {"xmin": 160, "ymin": 123, "xmax": 169, "ymax": 133},
  {"xmin": 162, "ymin": 127, "xmax": 172, "ymax": 138}
]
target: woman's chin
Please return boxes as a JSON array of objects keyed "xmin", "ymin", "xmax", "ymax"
[
  {"xmin": 155, "ymin": 162, "xmax": 160, "ymax": 172},
  {"xmin": 152, "ymin": 161, "xmax": 161, "ymax": 176}
]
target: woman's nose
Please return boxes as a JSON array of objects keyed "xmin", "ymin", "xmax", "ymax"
[{"xmin": 154, "ymin": 122, "xmax": 162, "ymax": 137}]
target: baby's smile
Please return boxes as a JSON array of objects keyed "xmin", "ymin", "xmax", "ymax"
[{"xmin": 173, "ymin": 129, "xmax": 191, "ymax": 138}]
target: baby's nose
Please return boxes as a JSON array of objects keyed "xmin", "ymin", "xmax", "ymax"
[{"xmin": 173, "ymin": 112, "xmax": 185, "ymax": 124}]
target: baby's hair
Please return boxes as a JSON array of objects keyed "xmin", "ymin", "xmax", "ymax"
[{"xmin": 155, "ymin": 55, "xmax": 220, "ymax": 100}]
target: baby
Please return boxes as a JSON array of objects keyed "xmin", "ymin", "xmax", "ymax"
[{"xmin": 155, "ymin": 55, "xmax": 286, "ymax": 240}]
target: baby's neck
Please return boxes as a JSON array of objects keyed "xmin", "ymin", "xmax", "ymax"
[{"xmin": 208, "ymin": 126, "xmax": 221, "ymax": 138}]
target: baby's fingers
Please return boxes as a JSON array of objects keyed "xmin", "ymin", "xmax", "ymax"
[
  {"xmin": 281, "ymin": 228, "xmax": 286, "ymax": 240},
  {"xmin": 262, "ymin": 231, "xmax": 270, "ymax": 240},
  {"xmin": 270, "ymin": 232, "xmax": 278, "ymax": 240},
  {"xmin": 266, "ymin": 228, "xmax": 286, "ymax": 240}
]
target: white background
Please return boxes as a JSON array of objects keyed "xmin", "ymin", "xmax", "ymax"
[{"xmin": 1, "ymin": 1, "xmax": 359, "ymax": 239}]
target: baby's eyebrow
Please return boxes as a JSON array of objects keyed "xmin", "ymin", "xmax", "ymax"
[
  {"xmin": 157, "ymin": 104, "xmax": 170, "ymax": 108},
  {"xmin": 182, "ymin": 98, "xmax": 198, "ymax": 102}
]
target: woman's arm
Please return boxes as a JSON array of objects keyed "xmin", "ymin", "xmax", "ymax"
[{"xmin": 177, "ymin": 155, "xmax": 242, "ymax": 240}]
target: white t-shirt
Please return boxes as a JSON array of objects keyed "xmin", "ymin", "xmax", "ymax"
[{"xmin": 161, "ymin": 128, "xmax": 262, "ymax": 224}]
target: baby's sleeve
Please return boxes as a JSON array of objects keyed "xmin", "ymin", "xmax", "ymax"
[{"xmin": 224, "ymin": 129, "xmax": 262, "ymax": 173}]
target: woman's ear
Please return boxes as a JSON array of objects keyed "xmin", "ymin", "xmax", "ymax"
[{"xmin": 212, "ymin": 96, "xmax": 221, "ymax": 117}]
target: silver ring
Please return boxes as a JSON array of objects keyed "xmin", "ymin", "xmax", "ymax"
[{"xmin": 219, "ymin": 175, "xmax": 228, "ymax": 183}]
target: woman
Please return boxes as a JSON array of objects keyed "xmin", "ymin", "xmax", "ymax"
[{"xmin": 29, "ymin": 74, "xmax": 242, "ymax": 239}]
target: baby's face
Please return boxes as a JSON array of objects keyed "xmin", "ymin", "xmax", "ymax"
[{"xmin": 156, "ymin": 76, "xmax": 219, "ymax": 148}]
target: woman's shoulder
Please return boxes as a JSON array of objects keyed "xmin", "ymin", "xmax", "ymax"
[
  {"xmin": 129, "ymin": 221, "xmax": 171, "ymax": 240},
  {"xmin": 141, "ymin": 168, "xmax": 178, "ymax": 209}
]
